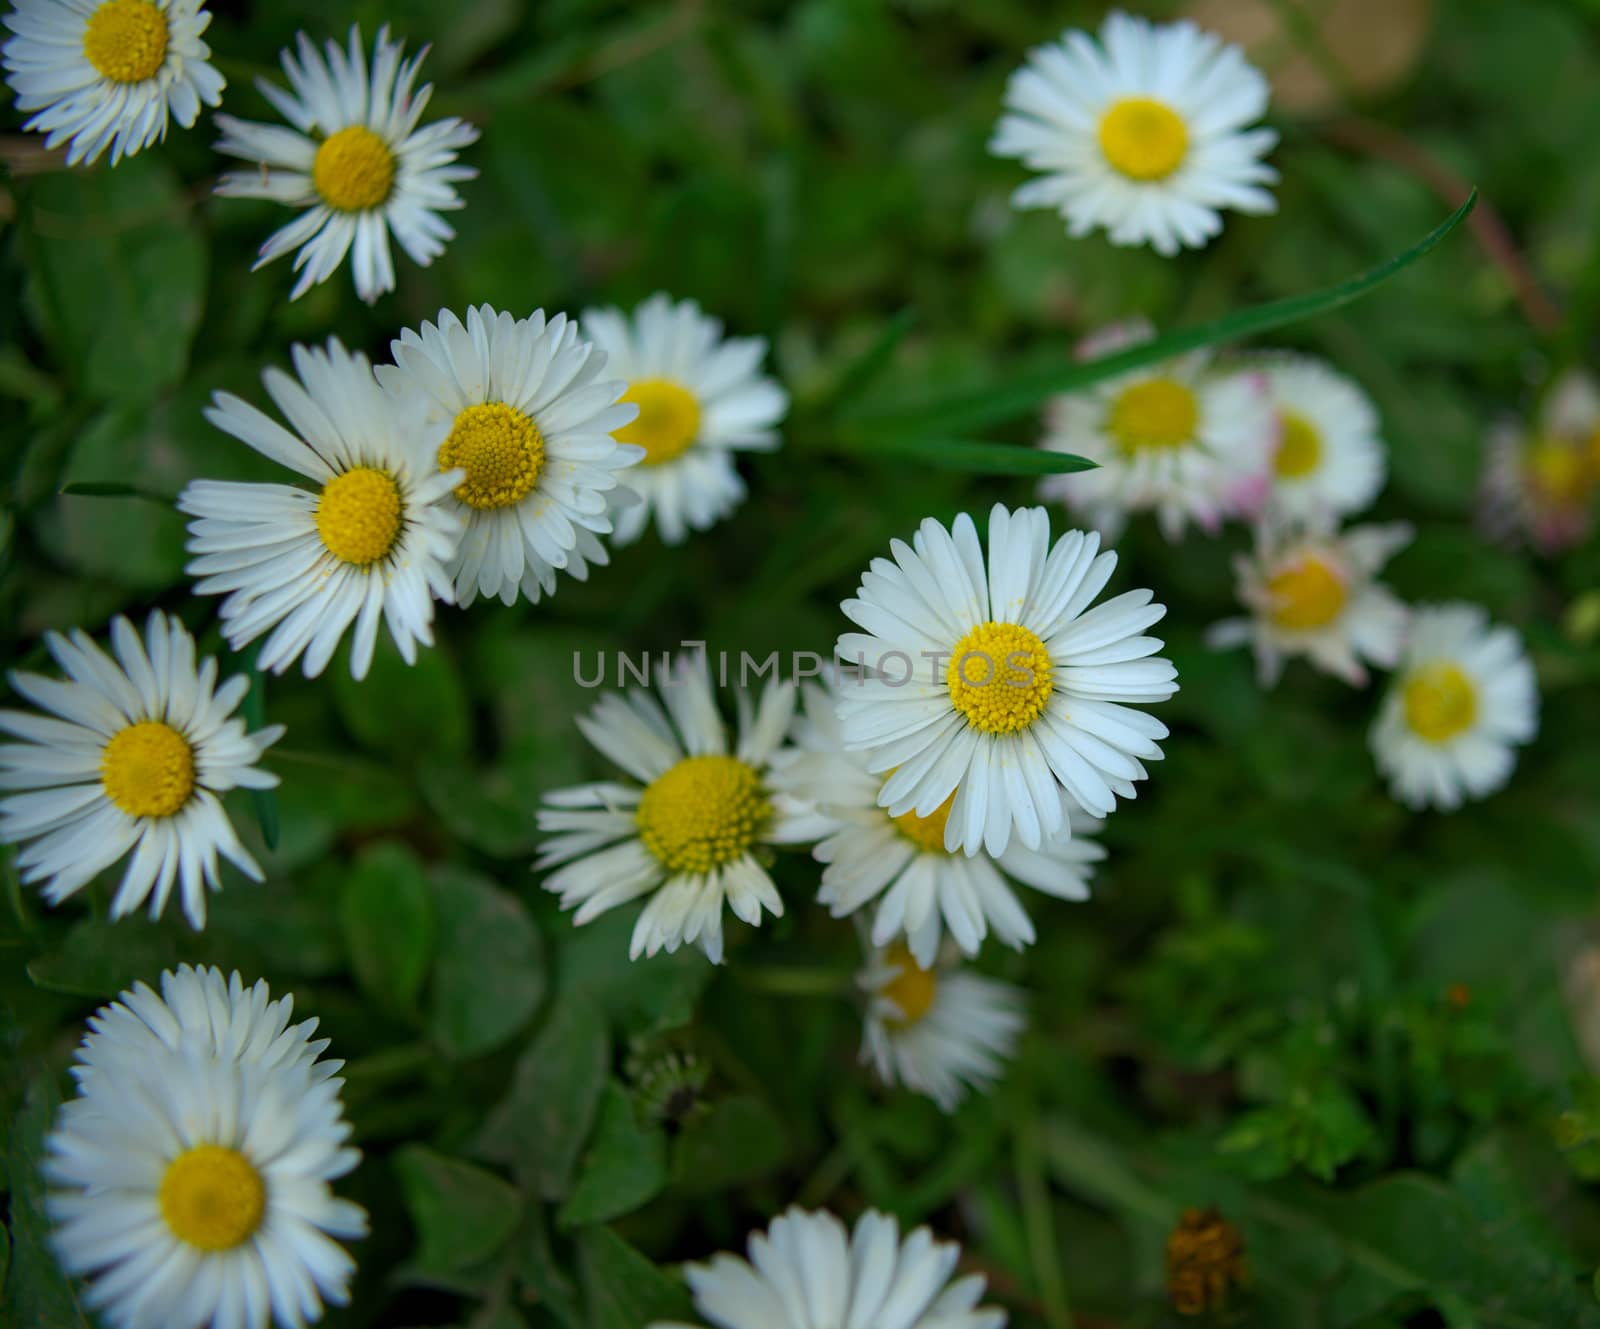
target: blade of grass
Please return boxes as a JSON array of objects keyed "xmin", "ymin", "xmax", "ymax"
[
  {"xmin": 241, "ymin": 663, "xmax": 279, "ymax": 852},
  {"xmin": 830, "ymin": 435, "xmax": 1097, "ymax": 476},
  {"xmin": 823, "ymin": 308, "xmax": 917, "ymax": 407},
  {"xmin": 58, "ymin": 481, "xmax": 175, "ymax": 506}
]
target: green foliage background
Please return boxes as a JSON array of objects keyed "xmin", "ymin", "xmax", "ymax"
[{"xmin": 5, "ymin": 0, "xmax": 1600, "ymax": 1326}]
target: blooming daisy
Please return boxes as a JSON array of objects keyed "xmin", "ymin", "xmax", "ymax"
[
  {"xmin": 651, "ymin": 1205, "xmax": 1004, "ymax": 1329},
  {"xmin": 1039, "ymin": 328, "xmax": 1275, "ymax": 541},
  {"xmin": 214, "ymin": 25, "xmax": 478, "ymax": 304},
  {"xmin": 858, "ymin": 942, "xmax": 1025, "ymax": 1112},
  {"xmin": 0, "ymin": 611, "xmax": 282, "ymax": 929},
  {"xmin": 1256, "ymin": 353, "xmax": 1387, "ymax": 523},
  {"xmin": 772, "ymin": 679, "xmax": 1103, "ymax": 967},
  {"xmin": 989, "ymin": 10, "xmax": 1278, "ymax": 255},
  {"xmin": 376, "ymin": 304, "xmax": 641, "ymax": 607},
  {"xmin": 836, "ymin": 503, "xmax": 1177, "ymax": 858},
  {"xmin": 1370, "ymin": 603, "xmax": 1538, "ymax": 811},
  {"xmin": 536, "ymin": 658, "xmax": 820, "ymax": 964},
  {"xmin": 44, "ymin": 967, "xmax": 366, "ymax": 1329},
  {"xmin": 581, "ymin": 292, "xmax": 788, "ymax": 545},
  {"xmin": 179, "ymin": 338, "xmax": 463, "ymax": 681},
  {"xmin": 2, "ymin": 0, "xmax": 224, "ymax": 167},
  {"xmin": 1480, "ymin": 369, "xmax": 1599, "ymax": 554},
  {"xmin": 1207, "ymin": 519, "xmax": 1412, "ymax": 687}
]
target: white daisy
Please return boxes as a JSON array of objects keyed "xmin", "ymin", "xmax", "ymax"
[
  {"xmin": 2, "ymin": 0, "xmax": 224, "ymax": 167},
  {"xmin": 214, "ymin": 24, "xmax": 478, "ymax": 304},
  {"xmin": 1039, "ymin": 326, "xmax": 1275, "ymax": 541},
  {"xmin": 1207, "ymin": 519, "xmax": 1412, "ymax": 687},
  {"xmin": 581, "ymin": 292, "xmax": 788, "ymax": 545},
  {"xmin": 859, "ymin": 943, "xmax": 1025, "ymax": 1112},
  {"xmin": 44, "ymin": 967, "xmax": 367, "ymax": 1329},
  {"xmin": 1370, "ymin": 603, "xmax": 1538, "ymax": 811},
  {"xmin": 989, "ymin": 10, "xmax": 1278, "ymax": 255},
  {"xmin": 178, "ymin": 338, "xmax": 463, "ymax": 681},
  {"xmin": 772, "ymin": 679, "xmax": 1103, "ymax": 967},
  {"xmin": 836, "ymin": 502, "xmax": 1177, "ymax": 858},
  {"xmin": 1256, "ymin": 353, "xmax": 1387, "ymax": 523},
  {"xmin": 376, "ymin": 304, "xmax": 641, "ymax": 608},
  {"xmin": 1480, "ymin": 369, "xmax": 1599, "ymax": 555},
  {"xmin": 0, "ymin": 611, "xmax": 282, "ymax": 929},
  {"xmin": 651, "ymin": 1205, "xmax": 1005, "ymax": 1329}
]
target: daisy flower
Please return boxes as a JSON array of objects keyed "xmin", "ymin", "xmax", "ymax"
[
  {"xmin": 1480, "ymin": 369, "xmax": 1600, "ymax": 554},
  {"xmin": 214, "ymin": 24, "xmax": 478, "ymax": 304},
  {"xmin": 0, "ymin": 611, "xmax": 282, "ymax": 929},
  {"xmin": 44, "ymin": 967, "xmax": 366, "ymax": 1329},
  {"xmin": 581, "ymin": 292, "xmax": 788, "ymax": 545},
  {"xmin": 1370, "ymin": 603, "xmax": 1538, "ymax": 811},
  {"xmin": 179, "ymin": 338, "xmax": 463, "ymax": 681},
  {"xmin": 772, "ymin": 679, "xmax": 1103, "ymax": 967},
  {"xmin": 1207, "ymin": 519, "xmax": 1413, "ymax": 687},
  {"xmin": 859, "ymin": 943, "xmax": 1025, "ymax": 1112},
  {"xmin": 1257, "ymin": 353, "xmax": 1387, "ymax": 523},
  {"xmin": 652, "ymin": 1205, "xmax": 1004, "ymax": 1329},
  {"xmin": 536, "ymin": 657, "xmax": 819, "ymax": 964},
  {"xmin": 836, "ymin": 502, "xmax": 1177, "ymax": 858},
  {"xmin": 376, "ymin": 304, "xmax": 641, "ymax": 607},
  {"xmin": 1039, "ymin": 327, "xmax": 1275, "ymax": 541},
  {"xmin": 989, "ymin": 10, "xmax": 1278, "ymax": 255},
  {"xmin": 2, "ymin": 0, "xmax": 224, "ymax": 167}
]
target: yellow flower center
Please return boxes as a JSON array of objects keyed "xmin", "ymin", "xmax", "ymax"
[
  {"xmin": 438, "ymin": 402, "xmax": 545, "ymax": 510},
  {"xmin": 1524, "ymin": 436, "xmax": 1594, "ymax": 507},
  {"xmin": 101, "ymin": 721, "xmax": 194, "ymax": 818},
  {"xmin": 890, "ymin": 788, "xmax": 955, "ymax": 854},
  {"xmin": 311, "ymin": 126, "xmax": 396, "ymax": 213},
  {"xmin": 946, "ymin": 622, "xmax": 1055, "ymax": 735},
  {"xmin": 315, "ymin": 467, "xmax": 402, "ymax": 566},
  {"xmin": 635, "ymin": 754, "xmax": 771, "ymax": 875},
  {"xmin": 1264, "ymin": 556, "xmax": 1347, "ymax": 631},
  {"xmin": 82, "ymin": 0, "xmax": 168, "ymax": 83},
  {"xmin": 1402, "ymin": 663, "xmax": 1477, "ymax": 744},
  {"xmin": 1275, "ymin": 411, "xmax": 1323, "ymax": 478},
  {"xmin": 615, "ymin": 378, "xmax": 702, "ymax": 466},
  {"xmin": 1097, "ymin": 96, "xmax": 1189, "ymax": 181},
  {"xmin": 881, "ymin": 944, "xmax": 938, "ymax": 1028},
  {"xmin": 158, "ymin": 1145, "xmax": 266, "ymax": 1252},
  {"xmin": 1108, "ymin": 378, "xmax": 1198, "ymax": 453}
]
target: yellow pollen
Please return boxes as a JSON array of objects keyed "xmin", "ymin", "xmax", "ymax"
[
  {"xmin": 635, "ymin": 754, "xmax": 771, "ymax": 875},
  {"xmin": 1264, "ymin": 556, "xmax": 1346, "ymax": 631},
  {"xmin": 159, "ymin": 1145, "xmax": 266, "ymax": 1251},
  {"xmin": 1108, "ymin": 378, "xmax": 1198, "ymax": 453},
  {"xmin": 82, "ymin": 0, "xmax": 168, "ymax": 83},
  {"xmin": 881, "ymin": 944, "xmax": 938, "ymax": 1028},
  {"xmin": 615, "ymin": 378, "xmax": 702, "ymax": 466},
  {"xmin": 439, "ymin": 402, "xmax": 545, "ymax": 510},
  {"xmin": 946, "ymin": 622, "xmax": 1054, "ymax": 736},
  {"xmin": 315, "ymin": 467, "xmax": 402, "ymax": 566},
  {"xmin": 312, "ymin": 126, "xmax": 396, "ymax": 213},
  {"xmin": 1098, "ymin": 96, "xmax": 1189, "ymax": 181},
  {"xmin": 1524, "ymin": 435, "xmax": 1594, "ymax": 508},
  {"xmin": 101, "ymin": 721, "xmax": 194, "ymax": 818},
  {"xmin": 1275, "ymin": 411, "xmax": 1323, "ymax": 478},
  {"xmin": 890, "ymin": 788, "xmax": 956, "ymax": 854},
  {"xmin": 1402, "ymin": 663, "xmax": 1477, "ymax": 744}
]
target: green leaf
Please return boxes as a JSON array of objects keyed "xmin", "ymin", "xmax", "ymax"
[
  {"xmin": 824, "ymin": 307, "xmax": 916, "ymax": 405},
  {"xmin": 419, "ymin": 755, "xmax": 548, "ymax": 858},
  {"xmin": 573, "ymin": 1225, "xmax": 693, "ymax": 1329},
  {"xmin": 55, "ymin": 481, "xmax": 174, "ymax": 504},
  {"xmin": 394, "ymin": 1146, "xmax": 524, "ymax": 1279},
  {"xmin": 555, "ymin": 909, "xmax": 713, "ymax": 1036},
  {"xmin": 511, "ymin": 1204, "xmax": 584, "ymax": 1329},
  {"xmin": 558, "ymin": 1083, "xmax": 667, "ymax": 1228},
  {"xmin": 669, "ymin": 1095, "xmax": 790, "ymax": 1195},
  {"xmin": 340, "ymin": 842, "xmax": 435, "ymax": 1015},
  {"xmin": 240, "ymin": 665, "xmax": 279, "ymax": 853},
  {"xmin": 26, "ymin": 916, "xmax": 178, "ymax": 999},
  {"xmin": 830, "ymin": 434, "xmax": 1097, "ymax": 476},
  {"xmin": 428, "ymin": 865, "xmax": 546, "ymax": 1059},
  {"xmin": 332, "ymin": 635, "xmax": 471, "ymax": 763},
  {"xmin": 3, "ymin": 1075, "xmax": 93, "ymax": 1329}
]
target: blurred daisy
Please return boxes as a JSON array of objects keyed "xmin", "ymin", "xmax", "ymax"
[
  {"xmin": 990, "ymin": 10, "xmax": 1278, "ymax": 255},
  {"xmin": 214, "ymin": 25, "xmax": 477, "ymax": 304},
  {"xmin": 1039, "ymin": 328, "xmax": 1275, "ymax": 541},
  {"xmin": 859, "ymin": 943, "xmax": 1025, "ymax": 1111},
  {"xmin": 377, "ymin": 305, "xmax": 641, "ymax": 607},
  {"xmin": 536, "ymin": 658, "xmax": 819, "ymax": 964},
  {"xmin": 2, "ymin": 0, "xmax": 224, "ymax": 166},
  {"xmin": 773, "ymin": 679, "xmax": 1103, "ymax": 967},
  {"xmin": 1481, "ymin": 369, "xmax": 1599, "ymax": 554},
  {"xmin": 179, "ymin": 338, "xmax": 463, "ymax": 681},
  {"xmin": 0, "ymin": 612, "xmax": 282, "ymax": 929},
  {"xmin": 1370, "ymin": 603, "xmax": 1537, "ymax": 811},
  {"xmin": 1207, "ymin": 520, "xmax": 1412, "ymax": 687},
  {"xmin": 837, "ymin": 503, "xmax": 1176, "ymax": 857},
  {"xmin": 581, "ymin": 293, "xmax": 788, "ymax": 545},
  {"xmin": 653, "ymin": 1205, "xmax": 1004, "ymax": 1329},
  {"xmin": 45, "ymin": 967, "xmax": 366, "ymax": 1329},
  {"xmin": 1258, "ymin": 353, "xmax": 1386, "ymax": 523}
]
